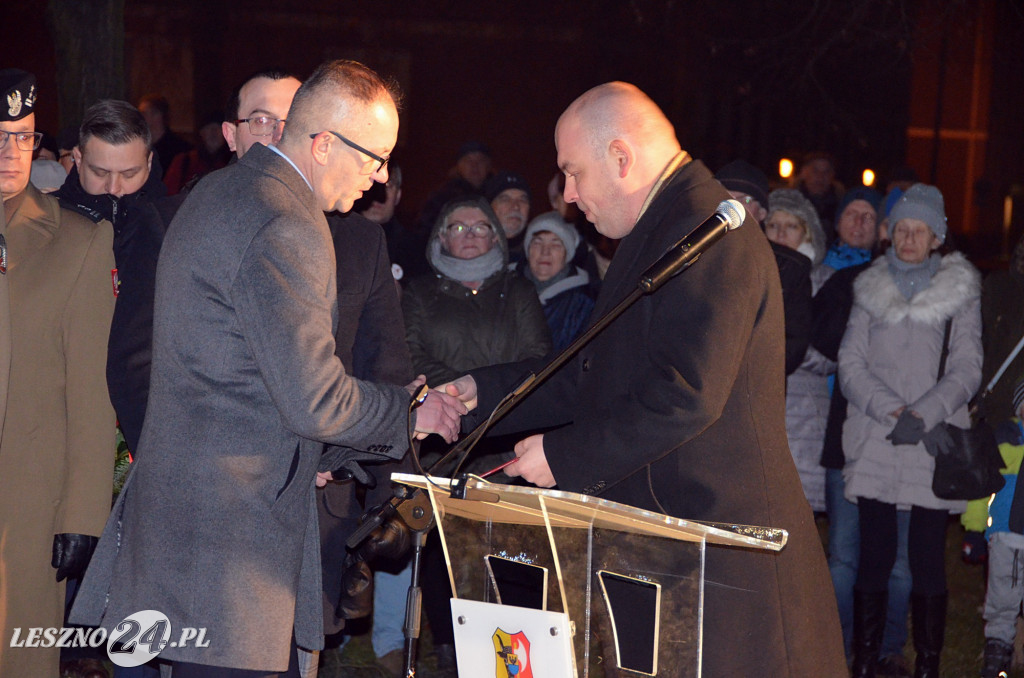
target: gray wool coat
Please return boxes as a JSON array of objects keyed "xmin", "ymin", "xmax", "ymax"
[
  {"xmin": 839, "ymin": 252, "xmax": 982, "ymax": 512},
  {"xmin": 70, "ymin": 144, "xmax": 412, "ymax": 671}
]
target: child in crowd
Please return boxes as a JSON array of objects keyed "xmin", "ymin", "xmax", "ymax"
[{"xmin": 962, "ymin": 379, "xmax": 1024, "ymax": 678}]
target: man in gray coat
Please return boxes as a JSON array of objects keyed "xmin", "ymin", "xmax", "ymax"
[{"xmin": 70, "ymin": 60, "xmax": 466, "ymax": 676}]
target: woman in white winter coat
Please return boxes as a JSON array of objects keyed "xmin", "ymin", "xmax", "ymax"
[{"xmin": 839, "ymin": 184, "xmax": 982, "ymax": 678}]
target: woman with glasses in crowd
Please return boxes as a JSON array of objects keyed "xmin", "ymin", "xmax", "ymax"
[
  {"xmin": 400, "ymin": 195, "xmax": 551, "ymax": 675},
  {"xmin": 402, "ymin": 195, "xmax": 551, "ymax": 387}
]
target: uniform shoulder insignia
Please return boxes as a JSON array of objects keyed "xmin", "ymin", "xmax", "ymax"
[{"xmin": 55, "ymin": 195, "xmax": 105, "ymax": 224}]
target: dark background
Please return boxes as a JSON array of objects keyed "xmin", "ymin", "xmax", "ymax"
[{"xmin": 5, "ymin": 0, "xmax": 1023, "ymax": 264}]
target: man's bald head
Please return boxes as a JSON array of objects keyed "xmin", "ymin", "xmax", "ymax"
[
  {"xmin": 555, "ymin": 82, "xmax": 681, "ymax": 238},
  {"xmin": 558, "ymin": 82, "xmax": 678, "ymax": 162}
]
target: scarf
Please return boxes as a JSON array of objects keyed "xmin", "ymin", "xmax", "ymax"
[
  {"xmin": 429, "ymin": 241, "xmax": 504, "ymax": 284},
  {"xmin": 886, "ymin": 248, "xmax": 941, "ymax": 300},
  {"xmin": 522, "ymin": 263, "xmax": 571, "ymax": 295},
  {"xmin": 822, "ymin": 242, "xmax": 872, "ymax": 272}
]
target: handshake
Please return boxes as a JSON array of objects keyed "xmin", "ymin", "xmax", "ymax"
[
  {"xmin": 316, "ymin": 375, "xmax": 480, "ymax": 488},
  {"xmin": 405, "ymin": 374, "xmax": 478, "ymax": 443}
]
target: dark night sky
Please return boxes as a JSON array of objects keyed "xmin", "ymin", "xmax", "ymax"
[{"xmin": 6, "ymin": 1, "xmax": 1024, "ymax": 257}]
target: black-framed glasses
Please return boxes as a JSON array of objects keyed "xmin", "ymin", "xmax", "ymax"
[
  {"xmin": 310, "ymin": 130, "xmax": 389, "ymax": 173},
  {"xmin": 0, "ymin": 130, "xmax": 43, "ymax": 152},
  {"xmin": 233, "ymin": 116, "xmax": 285, "ymax": 137}
]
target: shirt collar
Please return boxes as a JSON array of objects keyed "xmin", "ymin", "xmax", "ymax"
[{"xmin": 268, "ymin": 144, "xmax": 313, "ymax": 191}]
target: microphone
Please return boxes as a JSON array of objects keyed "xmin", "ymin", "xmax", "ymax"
[{"xmin": 639, "ymin": 199, "xmax": 746, "ymax": 292}]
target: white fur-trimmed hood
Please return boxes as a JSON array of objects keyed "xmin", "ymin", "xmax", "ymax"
[{"xmin": 853, "ymin": 251, "xmax": 980, "ymax": 325}]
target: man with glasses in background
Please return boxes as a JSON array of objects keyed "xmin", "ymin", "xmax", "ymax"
[
  {"xmin": 0, "ymin": 68, "xmax": 117, "ymax": 678},
  {"xmin": 70, "ymin": 60, "xmax": 467, "ymax": 677},
  {"xmin": 222, "ymin": 69, "xmax": 302, "ymax": 158}
]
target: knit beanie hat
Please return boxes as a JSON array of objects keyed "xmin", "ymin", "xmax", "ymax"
[
  {"xmin": 484, "ymin": 170, "xmax": 531, "ymax": 202},
  {"xmin": 835, "ymin": 187, "xmax": 882, "ymax": 225},
  {"xmin": 715, "ymin": 160, "xmax": 770, "ymax": 213},
  {"xmin": 767, "ymin": 188, "xmax": 827, "ymax": 265},
  {"xmin": 524, "ymin": 211, "xmax": 580, "ymax": 259},
  {"xmin": 887, "ymin": 183, "xmax": 948, "ymax": 243},
  {"xmin": 456, "ymin": 140, "xmax": 490, "ymax": 161},
  {"xmin": 1013, "ymin": 378, "xmax": 1024, "ymax": 418},
  {"xmin": 882, "ymin": 187, "xmax": 905, "ymax": 219}
]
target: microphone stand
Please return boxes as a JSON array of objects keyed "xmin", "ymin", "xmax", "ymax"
[{"xmin": 347, "ymin": 205, "xmax": 738, "ymax": 674}]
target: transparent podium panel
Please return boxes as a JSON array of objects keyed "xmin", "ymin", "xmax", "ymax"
[{"xmin": 394, "ymin": 474, "xmax": 786, "ymax": 678}]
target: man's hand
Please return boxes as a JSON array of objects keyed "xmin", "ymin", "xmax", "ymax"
[
  {"xmin": 406, "ymin": 375, "xmax": 468, "ymax": 443},
  {"xmin": 440, "ymin": 374, "xmax": 478, "ymax": 412},
  {"xmin": 504, "ymin": 434, "xmax": 556, "ymax": 487},
  {"xmin": 315, "ymin": 471, "xmax": 333, "ymax": 488}
]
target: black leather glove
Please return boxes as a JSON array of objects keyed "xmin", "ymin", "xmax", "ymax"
[
  {"xmin": 51, "ymin": 533, "xmax": 98, "ymax": 582},
  {"xmin": 886, "ymin": 410, "xmax": 926, "ymax": 446},
  {"xmin": 359, "ymin": 516, "xmax": 411, "ymax": 564},
  {"xmin": 334, "ymin": 515, "xmax": 412, "ymax": 621},
  {"xmin": 336, "ymin": 552, "xmax": 374, "ymax": 620},
  {"xmin": 922, "ymin": 424, "xmax": 956, "ymax": 458},
  {"xmin": 961, "ymin": 531, "xmax": 988, "ymax": 565}
]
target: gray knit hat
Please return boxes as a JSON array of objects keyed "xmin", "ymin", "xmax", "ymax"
[
  {"xmin": 524, "ymin": 210, "xmax": 580, "ymax": 259},
  {"xmin": 888, "ymin": 183, "xmax": 947, "ymax": 243},
  {"xmin": 767, "ymin": 188, "xmax": 827, "ymax": 265}
]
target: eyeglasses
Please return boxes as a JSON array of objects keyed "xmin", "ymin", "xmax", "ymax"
[
  {"xmin": 0, "ymin": 130, "xmax": 43, "ymax": 152},
  {"xmin": 311, "ymin": 130, "xmax": 389, "ymax": 173},
  {"xmin": 446, "ymin": 221, "xmax": 493, "ymax": 237},
  {"xmin": 233, "ymin": 116, "xmax": 285, "ymax": 137}
]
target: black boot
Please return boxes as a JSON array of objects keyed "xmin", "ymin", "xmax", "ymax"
[
  {"xmin": 852, "ymin": 590, "xmax": 888, "ymax": 678},
  {"xmin": 911, "ymin": 592, "xmax": 946, "ymax": 678},
  {"xmin": 979, "ymin": 637, "xmax": 1012, "ymax": 678}
]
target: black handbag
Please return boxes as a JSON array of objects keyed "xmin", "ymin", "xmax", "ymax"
[{"xmin": 931, "ymin": 319, "xmax": 1005, "ymax": 501}]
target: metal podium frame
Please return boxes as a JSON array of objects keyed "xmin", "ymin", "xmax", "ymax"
[{"xmin": 393, "ymin": 473, "xmax": 786, "ymax": 678}]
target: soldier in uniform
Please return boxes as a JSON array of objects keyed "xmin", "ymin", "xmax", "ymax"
[{"xmin": 0, "ymin": 68, "xmax": 117, "ymax": 678}]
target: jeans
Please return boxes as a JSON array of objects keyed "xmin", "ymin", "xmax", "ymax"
[
  {"xmin": 372, "ymin": 561, "xmax": 413, "ymax": 657},
  {"xmin": 826, "ymin": 468, "xmax": 912, "ymax": 659}
]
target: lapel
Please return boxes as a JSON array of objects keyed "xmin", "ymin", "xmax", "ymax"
[{"xmin": 6, "ymin": 184, "xmax": 58, "ymax": 274}]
